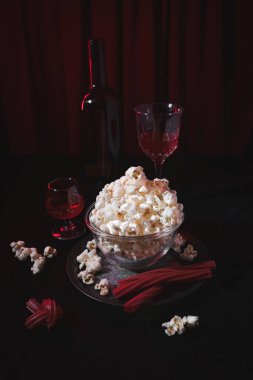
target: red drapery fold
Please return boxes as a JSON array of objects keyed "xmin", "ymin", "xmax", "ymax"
[{"xmin": 0, "ymin": 0, "xmax": 252, "ymax": 156}]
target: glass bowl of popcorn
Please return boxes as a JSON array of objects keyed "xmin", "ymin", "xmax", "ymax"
[
  {"xmin": 85, "ymin": 166, "xmax": 184, "ymax": 270},
  {"xmin": 85, "ymin": 202, "xmax": 183, "ymax": 270}
]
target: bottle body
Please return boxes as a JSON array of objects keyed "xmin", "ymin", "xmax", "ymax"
[{"xmin": 80, "ymin": 40, "xmax": 120, "ymax": 181}]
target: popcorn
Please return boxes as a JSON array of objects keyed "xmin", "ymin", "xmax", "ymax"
[
  {"xmin": 95, "ymin": 279, "xmax": 109, "ymax": 296},
  {"xmin": 30, "ymin": 248, "xmax": 41, "ymax": 262},
  {"xmin": 90, "ymin": 166, "xmax": 183, "ymax": 237},
  {"xmin": 31, "ymin": 256, "xmax": 46, "ymax": 275},
  {"xmin": 77, "ymin": 240, "xmax": 102, "ymax": 283},
  {"xmin": 162, "ymin": 315, "xmax": 199, "ymax": 336},
  {"xmin": 163, "ymin": 316, "xmax": 185, "ymax": 335},
  {"xmin": 182, "ymin": 315, "xmax": 199, "ymax": 327},
  {"xmin": 77, "ymin": 249, "xmax": 89, "ymax": 269},
  {"xmin": 43, "ymin": 246, "xmax": 57, "ymax": 259},
  {"xmin": 85, "ymin": 255, "xmax": 102, "ymax": 274},
  {"xmin": 10, "ymin": 241, "xmax": 25, "ymax": 253},
  {"xmin": 78, "ymin": 270, "xmax": 95, "ymax": 284},
  {"xmin": 10, "ymin": 241, "xmax": 56, "ymax": 274},
  {"xmin": 16, "ymin": 247, "xmax": 31, "ymax": 261},
  {"xmin": 180, "ymin": 244, "xmax": 198, "ymax": 262},
  {"xmin": 86, "ymin": 239, "xmax": 97, "ymax": 251},
  {"xmin": 172, "ymin": 233, "xmax": 186, "ymax": 253},
  {"xmin": 77, "ymin": 248, "xmax": 97, "ymax": 269}
]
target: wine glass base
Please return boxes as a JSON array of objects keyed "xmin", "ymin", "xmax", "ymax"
[{"xmin": 51, "ymin": 223, "xmax": 86, "ymax": 240}]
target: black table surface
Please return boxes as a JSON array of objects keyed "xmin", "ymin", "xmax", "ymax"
[{"xmin": 1, "ymin": 155, "xmax": 253, "ymax": 379}]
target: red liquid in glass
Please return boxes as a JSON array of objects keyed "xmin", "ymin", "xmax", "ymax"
[
  {"xmin": 45, "ymin": 178, "xmax": 85, "ymax": 220},
  {"xmin": 45, "ymin": 194, "xmax": 84, "ymax": 220},
  {"xmin": 45, "ymin": 193, "xmax": 84, "ymax": 220},
  {"xmin": 138, "ymin": 130, "xmax": 179, "ymax": 163}
]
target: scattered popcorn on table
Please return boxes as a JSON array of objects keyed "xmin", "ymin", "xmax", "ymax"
[
  {"xmin": 10, "ymin": 241, "xmax": 56, "ymax": 274},
  {"xmin": 31, "ymin": 256, "xmax": 46, "ymax": 275},
  {"xmin": 162, "ymin": 315, "xmax": 199, "ymax": 336},
  {"xmin": 95, "ymin": 278, "xmax": 110, "ymax": 296},
  {"xmin": 10, "ymin": 241, "xmax": 25, "ymax": 253},
  {"xmin": 182, "ymin": 315, "xmax": 199, "ymax": 327},
  {"xmin": 30, "ymin": 248, "xmax": 41, "ymax": 262},
  {"xmin": 180, "ymin": 244, "xmax": 198, "ymax": 262},
  {"xmin": 172, "ymin": 233, "xmax": 186, "ymax": 253},
  {"xmin": 43, "ymin": 246, "xmax": 57, "ymax": 259},
  {"xmin": 16, "ymin": 247, "xmax": 31, "ymax": 261}
]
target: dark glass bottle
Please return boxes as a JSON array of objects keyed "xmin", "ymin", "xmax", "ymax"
[{"xmin": 80, "ymin": 39, "xmax": 120, "ymax": 182}]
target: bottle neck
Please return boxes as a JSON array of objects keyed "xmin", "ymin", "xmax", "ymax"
[{"xmin": 88, "ymin": 40, "xmax": 107, "ymax": 88}]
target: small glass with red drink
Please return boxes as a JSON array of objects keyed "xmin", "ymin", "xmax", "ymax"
[
  {"xmin": 134, "ymin": 103, "xmax": 183, "ymax": 177},
  {"xmin": 45, "ymin": 177, "xmax": 85, "ymax": 240}
]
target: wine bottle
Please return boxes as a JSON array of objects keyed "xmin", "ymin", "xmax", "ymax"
[{"xmin": 80, "ymin": 39, "xmax": 120, "ymax": 183}]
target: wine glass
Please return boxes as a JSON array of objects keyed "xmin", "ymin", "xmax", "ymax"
[
  {"xmin": 45, "ymin": 177, "xmax": 85, "ymax": 240},
  {"xmin": 134, "ymin": 103, "xmax": 183, "ymax": 178}
]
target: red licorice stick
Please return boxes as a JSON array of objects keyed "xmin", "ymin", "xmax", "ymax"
[
  {"xmin": 25, "ymin": 298, "xmax": 63, "ymax": 330},
  {"xmin": 41, "ymin": 299, "xmax": 61, "ymax": 329},
  {"xmin": 118, "ymin": 267, "xmax": 213, "ymax": 287},
  {"xmin": 119, "ymin": 260, "xmax": 216, "ymax": 285},
  {"xmin": 48, "ymin": 299, "xmax": 57, "ymax": 329},
  {"xmin": 116, "ymin": 268, "xmax": 212, "ymax": 287},
  {"xmin": 26, "ymin": 298, "xmax": 41, "ymax": 314},
  {"xmin": 114, "ymin": 269, "xmax": 212, "ymax": 299},
  {"xmin": 116, "ymin": 270, "xmax": 215, "ymax": 293},
  {"xmin": 124, "ymin": 286, "xmax": 165, "ymax": 313},
  {"xmin": 42, "ymin": 299, "xmax": 53, "ymax": 328},
  {"xmin": 123, "ymin": 272, "xmax": 213, "ymax": 313},
  {"xmin": 25, "ymin": 309, "xmax": 48, "ymax": 329},
  {"xmin": 114, "ymin": 270, "xmax": 210, "ymax": 296}
]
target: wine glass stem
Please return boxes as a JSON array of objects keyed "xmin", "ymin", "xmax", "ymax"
[{"xmin": 154, "ymin": 161, "xmax": 163, "ymax": 178}]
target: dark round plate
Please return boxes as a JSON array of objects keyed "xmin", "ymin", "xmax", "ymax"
[{"xmin": 66, "ymin": 230, "xmax": 211, "ymax": 307}]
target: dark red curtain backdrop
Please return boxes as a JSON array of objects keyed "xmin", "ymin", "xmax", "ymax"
[{"xmin": 0, "ymin": 0, "xmax": 252, "ymax": 157}]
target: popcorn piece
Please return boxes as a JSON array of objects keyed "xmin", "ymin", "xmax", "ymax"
[
  {"xmin": 31, "ymin": 256, "xmax": 46, "ymax": 275},
  {"xmin": 30, "ymin": 248, "xmax": 41, "ymax": 262},
  {"xmin": 180, "ymin": 244, "xmax": 198, "ymax": 262},
  {"xmin": 182, "ymin": 315, "xmax": 199, "ymax": 327},
  {"xmin": 85, "ymin": 255, "xmax": 102, "ymax": 274},
  {"xmin": 78, "ymin": 270, "xmax": 95, "ymax": 284},
  {"xmin": 162, "ymin": 315, "xmax": 185, "ymax": 336},
  {"xmin": 77, "ymin": 238, "xmax": 102, "ymax": 282},
  {"xmin": 83, "ymin": 273, "xmax": 95, "ymax": 285},
  {"xmin": 162, "ymin": 315, "xmax": 199, "ymax": 336},
  {"xmin": 86, "ymin": 239, "xmax": 97, "ymax": 251},
  {"xmin": 76, "ymin": 249, "xmax": 89, "ymax": 269},
  {"xmin": 16, "ymin": 247, "xmax": 31, "ymax": 261},
  {"xmin": 10, "ymin": 241, "xmax": 56, "ymax": 274},
  {"xmin": 164, "ymin": 324, "xmax": 178, "ymax": 336},
  {"xmin": 172, "ymin": 233, "xmax": 186, "ymax": 253},
  {"xmin": 95, "ymin": 278, "xmax": 109, "ymax": 296},
  {"xmin": 10, "ymin": 241, "xmax": 25, "ymax": 253},
  {"xmin": 139, "ymin": 185, "xmax": 148, "ymax": 193},
  {"xmin": 43, "ymin": 246, "xmax": 57, "ymax": 259},
  {"xmin": 76, "ymin": 249, "xmax": 98, "ymax": 270}
]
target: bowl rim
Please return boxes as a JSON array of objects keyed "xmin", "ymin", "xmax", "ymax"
[{"xmin": 85, "ymin": 202, "xmax": 184, "ymax": 240}]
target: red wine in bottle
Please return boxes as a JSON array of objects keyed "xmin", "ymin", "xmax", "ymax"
[{"xmin": 80, "ymin": 39, "xmax": 120, "ymax": 182}]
